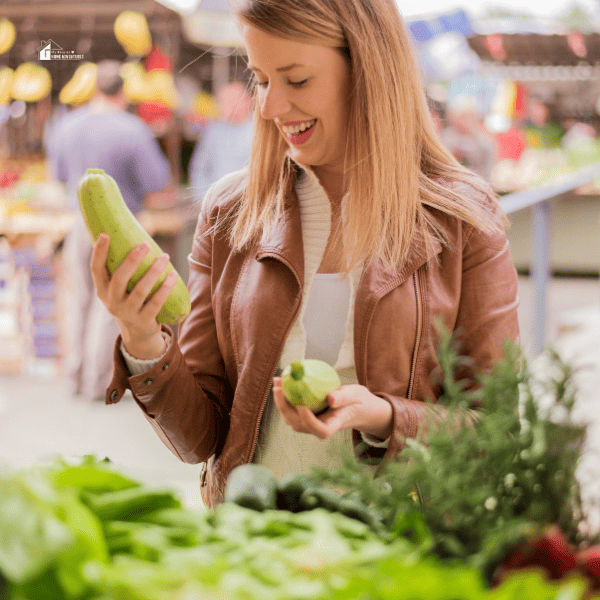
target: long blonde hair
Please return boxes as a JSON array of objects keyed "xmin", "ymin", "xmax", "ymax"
[{"xmin": 227, "ymin": 0, "xmax": 504, "ymax": 272}]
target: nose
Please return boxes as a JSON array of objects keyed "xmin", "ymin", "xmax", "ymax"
[{"xmin": 258, "ymin": 83, "xmax": 292, "ymax": 121}]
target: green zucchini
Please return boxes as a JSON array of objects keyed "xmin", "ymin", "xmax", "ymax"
[
  {"xmin": 224, "ymin": 464, "xmax": 278, "ymax": 512},
  {"xmin": 299, "ymin": 486, "xmax": 344, "ymax": 512},
  {"xmin": 276, "ymin": 473, "xmax": 314, "ymax": 512},
  {"xmin": 77, "ymin": 168, "xmax": 191, "ymax": 325}
]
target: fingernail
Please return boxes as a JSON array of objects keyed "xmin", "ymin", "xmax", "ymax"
[
  {"xmin": 99, "ymin": 233, "xmax": 109, "ymax": 244},
  {"xmin": 159, "ymin": 253, "xmax": 170, "ymax": 264},
  {"xmin": 166, "ymin": 271, "xmax": 177, "ymax": 282},
  {"xmin": 139, "ymin": 243, "xmax": 150, "ymax": 254}
]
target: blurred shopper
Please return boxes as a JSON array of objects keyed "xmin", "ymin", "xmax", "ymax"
[
  {"xmin": 54, "ymin": 59, "xmax": 172, "ymax": 400},
  {"xmin": 440, "ymin": 96, "xmax": 496, "ymax": 181},
  {"xmin": 188, "ymin": 81, "xmax": 253, "ymax": 202},
  {"xmin": 45, "ymin": 103, "xmax": 91, "ymax": 191}
]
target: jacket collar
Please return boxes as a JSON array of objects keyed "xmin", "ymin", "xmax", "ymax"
[{"xmin": 255, "ymin": 159, "xmax": 305, "ymax": 286}]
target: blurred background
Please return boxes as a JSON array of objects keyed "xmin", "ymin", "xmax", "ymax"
[{"xmin": 2, "ymin": 0, "xmax": 600, "ymax": 506}]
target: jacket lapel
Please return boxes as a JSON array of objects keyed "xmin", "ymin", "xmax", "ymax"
[
  {"xmin": 358, "ymin": 230, "xmax": 443, "ymax": 298},
  {"xmin": 255, "ymin": 160, "xmax": 305, "ymax": 287}
]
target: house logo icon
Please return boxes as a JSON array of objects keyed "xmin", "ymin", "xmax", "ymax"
[{"xmin": 38, "ymin": 40, "xmax": 63, "ymax": 60}]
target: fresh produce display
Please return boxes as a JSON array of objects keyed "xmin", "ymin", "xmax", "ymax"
[
  {"xmin": 2, "ymin": 327, "xmax": 600, "ymax": 599},
  {"xmin": 113, "ymin": 10, "xmax": 152, "ymax": 57},
  {"xmin": 77, "ymin": 168, "xmax": 191, "ymax": 325},
  {"xmin": 306, "ymin": 326, "xmax": 597, "ymax": 585},
  {"xmin": 2, "ymin": 454, "xmax": 599, "ymax": 600},
  {"xmin": 281, "ymin": 359, "xmax": 341, "ymax": 412}
]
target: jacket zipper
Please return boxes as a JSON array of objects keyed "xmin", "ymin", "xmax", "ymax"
[
  {"xmin": 247, "ymin": 251, "xmax": 303, "ymax": 464},
  {"xmin": 406, "ymin": 271, "xmax": 422, "ymax": 401}
]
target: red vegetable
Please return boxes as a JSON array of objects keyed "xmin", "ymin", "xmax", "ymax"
[
  {"xmin": 495, "ymin": 526, "xmax": 578, "ymax": 583},
  {"xmin": 576, "ymin": 545, "xmax": 600, "ymax": 591}
]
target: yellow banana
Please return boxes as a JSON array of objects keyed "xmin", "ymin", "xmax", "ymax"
[
  {"xmin": 114, "ymin": 11, "xmax": 152, "ymax": 57},
  {"xmin": 59, "ymin": 62, "xmax": 97, "ymax": 105},
  {"xmin": 0, "ymin": 67, "xmax": 14, "ymax": 105},
  {"xmin": 0, "ymin": 19, "xmax": 16, "ymax": 55}
]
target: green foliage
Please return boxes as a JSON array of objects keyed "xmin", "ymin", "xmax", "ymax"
[{"xmin": 309, "ymin": 324, "xmax": 590, "ymax": 579}]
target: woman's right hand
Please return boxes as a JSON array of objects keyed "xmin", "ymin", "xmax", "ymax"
[{"xmin": 90, "ymin": 233, "xmax": 178, "ymax": 359}]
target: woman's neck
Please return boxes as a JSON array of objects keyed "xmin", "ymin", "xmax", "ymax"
[{"xmin": 312, "ymin": 164, "xmax": 346, "ymax": 208}]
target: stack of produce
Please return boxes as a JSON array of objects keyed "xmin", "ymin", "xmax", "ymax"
[
  {"xmin": 11, "ymin": 245, "xmax": 60, "ymax": 362},
  {"xmin": 1, "ymin": 327, "xmax": 599, "ymax": 599}
]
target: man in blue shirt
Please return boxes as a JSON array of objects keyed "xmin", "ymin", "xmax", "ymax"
[
  {"xmin": 188, "ymin": 81, "xmax": 253, "ymax": 202},
  {"xmin": 55, "ymin": 60, "xmax": 172, "ymax": 400}
]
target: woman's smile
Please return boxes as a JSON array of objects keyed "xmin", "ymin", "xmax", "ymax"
[{"xmin": 281, "ymin": 119, "xmax": 318, "ymax": 145}]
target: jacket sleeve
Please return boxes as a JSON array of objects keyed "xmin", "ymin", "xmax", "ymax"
[
  {"xmin": 106, "ymin": 191, "xmax": 231, "ymax": 465},
  {"xmin": 375, "ymin": 216, "xmax": 520, "ymax": 463}
]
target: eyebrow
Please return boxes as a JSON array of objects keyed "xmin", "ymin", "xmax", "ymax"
[{"xmin": 247, "ymin": 63, "xmax": 305, "ymax": 73}]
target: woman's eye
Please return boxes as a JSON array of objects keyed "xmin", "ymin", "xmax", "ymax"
[
  {"xmin": 289, "ymin": 79, "xmax": 308, "ymax": 88},
  {"xmin": 256, "ymin": 80, "xmax": 268, "ymax": 88}
]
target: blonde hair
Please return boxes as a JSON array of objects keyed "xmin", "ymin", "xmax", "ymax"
[{"xmin": 227, "ymin": 0, "xmax": 505, "ymax": 272}]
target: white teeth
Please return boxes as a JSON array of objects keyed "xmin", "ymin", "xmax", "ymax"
[{"xmin": 282, "ymin": 120, "xmax": 316, "ymax": 135}]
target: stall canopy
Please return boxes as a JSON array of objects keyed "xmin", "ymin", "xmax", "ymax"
[{"xmin": 465, "ymin": 19, "xmax": 600, "ymax": 121}]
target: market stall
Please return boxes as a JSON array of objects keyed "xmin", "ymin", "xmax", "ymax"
[
  {"xmin": 462, "ymin": 20, "xmax": 600, "ymax": 275},
  {"xmin": 0, "ymin": 0, "xmax": 249, "ymax": 373}
]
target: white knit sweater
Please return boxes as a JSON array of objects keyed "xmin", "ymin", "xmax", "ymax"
[{"xmin": 122, "ymin": 166, "xmax": 388, "ymax": 480}]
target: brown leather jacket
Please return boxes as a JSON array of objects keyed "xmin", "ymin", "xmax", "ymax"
[{"xmin": 106, "ymin": 167, "xmax": 520, "ymax": 508}]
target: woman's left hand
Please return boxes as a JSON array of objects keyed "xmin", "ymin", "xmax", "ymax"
[{"xmin": 272, "ymin": 377, "xmax": 393, "ymax": 440}]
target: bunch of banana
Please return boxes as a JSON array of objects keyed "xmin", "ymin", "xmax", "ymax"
[
  {"xmin": 0, "ymin": 19, "xmax": 16, "ymax": 55},
  {"xmin": 114, "ymin": 11, "xmax": 152, "ymax": 57},
  {"xmin": 0, "ymin": 67, "xmax": 14, "ymax": 105},
  {"xmin": 59, "ymin": 62, "xmax": 97, "ymax": 105},
  {"xmin": 11, "ymin": 62, "xmax": 52, "ymax": 103}
]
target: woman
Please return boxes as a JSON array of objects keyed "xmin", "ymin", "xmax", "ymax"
[{"xmin": 91, "ymin": 0, "xmax": 519, "ymax": 508}]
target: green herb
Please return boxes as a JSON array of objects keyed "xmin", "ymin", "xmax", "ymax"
[{"xmin": 309, "ymin": 323, "xmax": 592, "ymax": 579}]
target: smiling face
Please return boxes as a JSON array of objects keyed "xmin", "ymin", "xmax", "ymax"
[{"xmin": 242, "ymin": 23, "xmax": 352, "ymax": 177}]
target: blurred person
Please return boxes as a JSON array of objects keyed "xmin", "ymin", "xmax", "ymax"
[
  {"xmin": 54, "ymin": 59, "xmax": 172, "ymax": 401},
  {"xmin": 44, "ymin": 103, "xmax": 90, "ymax": 189},
  {"xmin": 440, "ymin": 96, "xmax": 496, "ymax": 181},
  {"xmin": 188, "ymin": 81, "xmax": 253, "ymax": 202}
]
